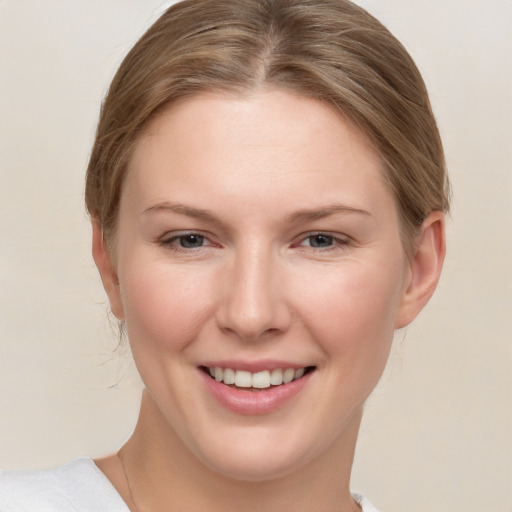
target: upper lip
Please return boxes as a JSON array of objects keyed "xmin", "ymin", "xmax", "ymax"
[{"xmin": 199, "ymin": 359, "xmax": 312, "ymax": 373}]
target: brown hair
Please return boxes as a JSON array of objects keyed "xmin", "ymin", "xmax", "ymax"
[{"xmin": 85, "ymin": 0, "xmax": 450, "ymax": 248}]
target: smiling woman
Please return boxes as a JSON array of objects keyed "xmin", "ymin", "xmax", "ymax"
[
  {"xmin": 96, "ymin": 91, "xmax": 422, "ymax": 491},
  {"xmin": 0, "ymin": 1, "xmax": 450, "ymax": 512}
]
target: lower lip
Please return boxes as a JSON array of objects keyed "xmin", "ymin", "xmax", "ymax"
[{"xmin": 199, "ymin": 370, "xmax": 312, "ymax": 415}]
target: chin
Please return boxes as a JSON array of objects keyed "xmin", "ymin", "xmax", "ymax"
[
  {"xmin": 199, "ymin": 446, "xmax": 308, "ymax": 483},
  {"xmin": 184, "ymin": 420, "xmax": 339, "ymax": 484}
]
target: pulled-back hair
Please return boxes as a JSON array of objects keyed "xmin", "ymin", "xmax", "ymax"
[{"xmin": 85, "ymin": 0, "xmax": 450, "ymax": 248}]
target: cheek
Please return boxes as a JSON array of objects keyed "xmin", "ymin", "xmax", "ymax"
[
  {"xmin": 293, "ymin": 259, "xmax": 405, "ymax": 363},
  {"xmin": 119, "ymin": 262, "xmax": 215, "ymax": 354}
]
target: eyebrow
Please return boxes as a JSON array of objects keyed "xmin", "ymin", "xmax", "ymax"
[
  {"xmin": 286, "ymin": 204, "xmax": 372, "ymax": 223},
  {"xmin": 143, "ymin": 202, "xmax": 220, "ymax": 224},
  {"xmin": 143, "ymin": 201, "xmax": 372, "ymax": 225}
]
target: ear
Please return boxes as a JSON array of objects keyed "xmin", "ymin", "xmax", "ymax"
[
  {"xmin": 395, "ymin": 211, "xmax": 446, "ymax": 329},
  {"xmin": 91, "ymin": 218, "xmax": 125, "ymax": 320}
]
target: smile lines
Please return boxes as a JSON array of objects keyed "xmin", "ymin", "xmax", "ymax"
[{"xmin": 204, "ymin": 366, "xmax": 314, "ymax": 389}]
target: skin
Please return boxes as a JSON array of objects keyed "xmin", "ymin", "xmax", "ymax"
[{"xmin": 93, "ymin": 90, "xmax": 445, "ymax": 512}]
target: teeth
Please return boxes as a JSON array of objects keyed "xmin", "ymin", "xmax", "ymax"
[
  {"xmin": 234, "ymin": 370, "xmax": 252, "ymax": 388},
  {"xmin": 208, "ymin": 367, "xmax": 309, "ymax": 388},
  {"xmin": 283, "ymin": 368, "xmax": 295, "ymax": 383},
  {"xmin": 223, "ymin": 368, "xmax": 235, "ymax": 385},
  {"xmin": 270, "ymin": 369, "xmax": 283, "ymax": 385},
  {"xmin": 294, "ymin": 368, "xmax": 305, "ymax": 379},
  {"xmin": 252, "ymin": 371, "xmax": 270, "ymax": 389}
]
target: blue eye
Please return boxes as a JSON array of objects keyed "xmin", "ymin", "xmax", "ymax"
[
  {"xmin": 158, "ymin": 231, "xmax": 217, "ymax": 253},
  {"xmin": 307, "ymin": 234, "xmax": 334, "ymax": 248},
  {"xmin": 177, "ymin": 234, "xmax": 205, "ymax": 248},
  {"xmin": 296, "ymin": 232, "xmax": 349, "ymax": 252}
]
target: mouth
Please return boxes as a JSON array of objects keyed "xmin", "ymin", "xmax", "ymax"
[{"xmin": 200, "ymin": 365, "xmax": 316, "ymax": 391}]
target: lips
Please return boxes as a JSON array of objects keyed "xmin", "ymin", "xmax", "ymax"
[
  {"xmin": 199, "ymin": 363, "xmax": 315, "ymax": 414},
  {"xmin": 206, "ymin": 366, "xmax": 311, "ymax": 389}
]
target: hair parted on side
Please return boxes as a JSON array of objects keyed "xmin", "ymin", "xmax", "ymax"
[{"xmin": 85, "ymin": 0, "xmax": 450, "ymax": 249}]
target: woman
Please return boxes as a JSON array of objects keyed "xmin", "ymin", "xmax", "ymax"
[{"xmin": 0, "ymin": 0, "xmax": 449, "ymax": 510}]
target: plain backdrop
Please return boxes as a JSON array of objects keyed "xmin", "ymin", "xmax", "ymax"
[{"xmin": 0, "ymin": 1, "xmax": 511, "ymax": 511}]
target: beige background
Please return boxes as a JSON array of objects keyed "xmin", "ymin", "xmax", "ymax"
[{"xmin": 0, "ymin": 1, "xmax": 510, "ymax": 511}]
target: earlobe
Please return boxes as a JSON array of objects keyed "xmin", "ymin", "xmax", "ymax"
[
  {"xmin": 91, "ymin": 219, "xmax": 125, "ymax": 320},
  {"xmin": 395, "ymin": 211, "xmax": 446, "ymax": 329}
]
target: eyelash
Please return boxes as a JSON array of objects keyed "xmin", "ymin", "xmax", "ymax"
[
  {"xmin": 295, "ymin": 232, "xmax": 350, "ymax": 251},
  {"xmin": 158, "ymin": 231, "xmax": 215, "ymax": 252},
  {"xmin": 158, "ymin": 231, "xmax": 350, "ymax": 253}
]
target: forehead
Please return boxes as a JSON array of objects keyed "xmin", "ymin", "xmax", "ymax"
[{"xmin": 123, "ymin": 90, "xmax": 395, "ymax": 221}]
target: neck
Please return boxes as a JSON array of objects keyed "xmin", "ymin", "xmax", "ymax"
[{"xmin": 118, "ymin": 390, "xmax": 362, "ymax": 512}]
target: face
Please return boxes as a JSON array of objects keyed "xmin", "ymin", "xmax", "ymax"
[{"xmin": 100, "ymin": 90, "xmax": 416, "ymax": 481}]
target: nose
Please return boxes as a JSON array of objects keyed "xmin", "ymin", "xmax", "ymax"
[{"xmin": 216, "ymin": 244, "xmax": 292, "ymax": 341}]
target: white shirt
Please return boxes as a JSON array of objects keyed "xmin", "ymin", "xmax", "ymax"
[{"xmin": 0, "ymin": 458, "xmax": 379, "ymax": 512}]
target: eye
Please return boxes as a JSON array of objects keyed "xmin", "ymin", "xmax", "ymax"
[
  {"xmin": 295, "ymin": 232, "xmax": 349, "ymax": 251},
  {"xmin": 176, "ymin": 233, "xmax": 206, "ymax": 248},
  {"xmin": 159, "ymin": 232, "xmax": 214, "ymax": 251},
  {"xmin": 305, "ymin": 233, "xmax": 335, "ymax": 248}
]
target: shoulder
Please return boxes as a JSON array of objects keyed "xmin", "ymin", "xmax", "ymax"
[
  {"xmin": 0, "ymin": 458, "xmax": 129, "ymax": 512},
  {"xmin": 352, "ymin": 492, "xmax": 381, "ymax": 512}
]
